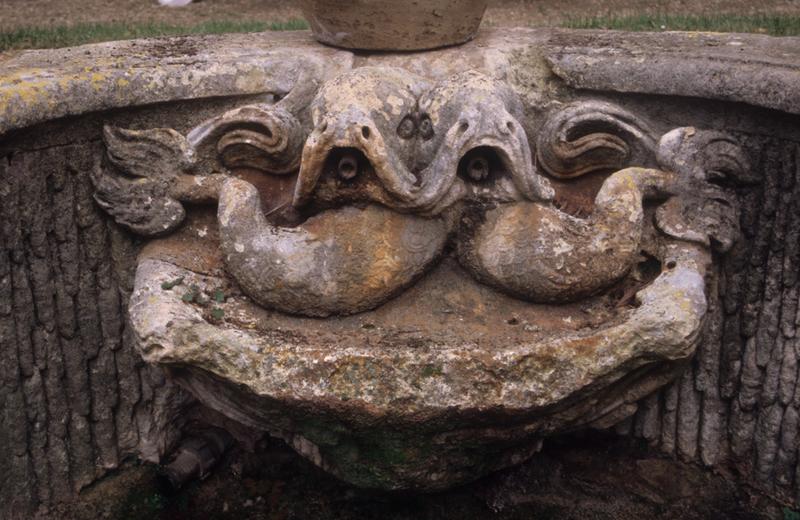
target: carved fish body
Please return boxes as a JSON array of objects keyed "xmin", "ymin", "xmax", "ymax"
[
  {"xmin": 219, "ymin": 178, "xmax": 449, "ymax": 317},
  {"xmin": 458, "ymin": 167, "xmax": 674, "ymax": 302}
]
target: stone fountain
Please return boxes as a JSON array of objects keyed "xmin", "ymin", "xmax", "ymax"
[
  {"xmin": 96, "ymin": 19, "xmax": 730, "ymax": 487},
  {"xmin": 2, "ymin": 3, "xmax": 800, "ymax": 514}
]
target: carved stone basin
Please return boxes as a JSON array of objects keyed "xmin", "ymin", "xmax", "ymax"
[
  {"xmin": 298, "ymin": 0, "xmax": 489, "ymax": 50},
  {"xmin": 128, "ymin": 208, "xmax": 709, "ymax": 489},
  {"xmin": 92, "ymin": 60, "xmax": 742, "ymax": 491}
]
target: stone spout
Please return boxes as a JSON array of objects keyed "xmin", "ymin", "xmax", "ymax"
[
  {"xmin": 454, "ymin": 102, "xmax": 554, "ymax": 203},
  {"xmin": 413, "ymin": 71, "xmax": 554, "ymax": 210},
  {"xmin": 218, "ymin": 178, "xmax": 449, "ymax": 317},
  {"xmin": 292, "ymin": 67, "xmax": 428, "ymax": 211},
  {"xmin": 293, "ymin": 106, "xmax": 422, "ymax": 208},
  {"xmin": 458, "ymin": 167, "xmax": 675, "ymax": 302},
  {"xmin": 293, "ymin": 68, "xmax": 553, "ymax": 216},
  {"xmin": 155, "ymin": 429, "xmax": 233, "ymax": 495}
]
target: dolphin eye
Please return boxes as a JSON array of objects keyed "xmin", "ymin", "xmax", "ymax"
[
  {"xmin": 419, "ymin": 115, "xmax": 434, "ymax": 140},
  {"xmin": 397, "ymin": 116, "xmax": 416, "ymax": 139}
]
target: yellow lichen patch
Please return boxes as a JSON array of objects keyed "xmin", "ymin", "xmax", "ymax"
[
  {"xmin": 0, "ymin": 66, "xmax": 114, "ymax": 131},
  {"xmin": 362, "ymin": 220, "xmax": 406, "ymax": 293},
  {"xmin": 233, "ymin": 68, "xmax": 269, "ymax": 92},
  {"xmin": 90, "ymin": 72, "xmax": 108, "ymax": 91},
  {"xmin": 0, "ymin": 78, "xmax": 52, "ymax": 116}
]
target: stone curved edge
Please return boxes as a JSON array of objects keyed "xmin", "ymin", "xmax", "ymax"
[
  {"xmin": 544, "ymin": 29, "xmax": 800, "ymax": 115},
  {"xmin": 129, "ymin": 246, "xmax": 708, "ymax": 421},
  {"xmin": 2, "ymin": 28, "xmax": 799, "ymax": 138},
  {"xmin": 0, "ymin": 31, "xmax": 353, "ymax": 137}
]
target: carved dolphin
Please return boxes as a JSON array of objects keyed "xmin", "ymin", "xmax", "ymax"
[
  {"xmin": 293, "ymin": 68, "xmax": 552, "ymax": 215},
  {"xmin": 218, "ymin": 178, "xmax": 449, "ymax": 317},
  {"xmin": 293, "ymin": 67, "xmax": 428, "ymax": 210},
  {"xmin": 415, "ymin": 71, "xmax": 554, "ymax": 209},
  {"xmin": 458, "ymin": 167, "xmax": 675, "ymax": 302}
]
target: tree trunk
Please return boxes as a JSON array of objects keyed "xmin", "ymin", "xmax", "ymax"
[
  {"xmin": 0, "ymin": 142, "xmax": 191, "ymax": 518},
  {"xmin": 619, "ymin": 139, "xmax": 800, "ymax": 502}
]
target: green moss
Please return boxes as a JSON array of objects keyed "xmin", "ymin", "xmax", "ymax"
[
  {"xmin": 316, "ymin": 433, "xmax": 432, "ymax": 489},
  {"xmin": 160, "ymin": 276, "xmax": 184, "ymax": 290},
  {"xmin": 297, "ymin": 418, "xmax": 348, "ymax": 447},
  {"xmin": 420, "ymin": 364, "xmax": 443, "ymax": 378},
  {"xmin": 116, "ymin": 486, "xmax": 167, "ymax": 520},
  {"xmin": 213, "ymin": 288, "xmax": 225, "ymax": 303}
]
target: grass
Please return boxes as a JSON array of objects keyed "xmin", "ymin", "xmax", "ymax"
[
  {"xmin": 563, "ymin": 14, "xmax": 800, "ymax": 36},
  {"xmin": 0, "ymin": 18, "xmax": 308, "ymax": 51},
  {"xmin": 1, "ymin": 13, "xmax": 798, "ymax": 51}
]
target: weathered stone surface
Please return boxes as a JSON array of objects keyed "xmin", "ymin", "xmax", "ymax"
[
  {"xmin": 1, "ymin": 27, "xmax": 800, "ymax": 515},
  {"xmin": 458, "ymin": 167, "xmax": 673, "ymax": 302},
  {"xmin": 544, "ymin": 29, "xmax": 800, "ymax": 115},
  {"xmin": 89, "ymin": 53, "xmax": 725, "ymax": 494},
  {"xmin": 0, "ymin": 33, "xmax": 351, "ymax": 137},
  {"xmin": 629, "ymin": 137, "xmax": 800, "ymax": 498},
  {"xmin": 218, "ymin": 178, "xmax": 449, "ymax": 317},
  {"xmin": 536, "ymin": 100, "xmax": 658, "ymax": 179},
  {"xmin": 127, "ymin": 204, "xmax": 709, "ymax": 488},
  {"xmin": 294, "ymin": 68, "xmax": 553, "ymax": 215},
  {"xmin": 4, "ymin": 28, "xmax": 799, "ymax": 138},
  {"xmin": 0, "ymin": 141, "xmax": 193, "ymax": 518}
]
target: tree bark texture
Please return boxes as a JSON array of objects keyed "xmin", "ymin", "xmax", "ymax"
[
  {"xmin": 617, "ymin": 138, "xmax": 800, "ymax": 503},
  {"xmin": 0, "ymin": 142, "xmax": 190, "ymax": 518}
]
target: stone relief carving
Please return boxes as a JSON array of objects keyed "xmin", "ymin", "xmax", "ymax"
[
  {"xmin": 93, "ymin": 69, "xmax": 320, "ymax": 236},
  {"xmin": 91, "ymin": 65, "xmax": 745, "ymax": 489}
]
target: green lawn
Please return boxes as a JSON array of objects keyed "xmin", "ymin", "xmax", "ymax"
[
  {"xmin": 564, "ymin": 14, "xmax": 800, "ymax": 36},
  {"xmin": 0, "ymin": 19, "xmax": 308, "ymax": 51},
  {"xmin": 1, "ymin": 14, "xmax": 798, "ymax": 52}
]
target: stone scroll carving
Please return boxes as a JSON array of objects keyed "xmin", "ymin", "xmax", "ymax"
[{"xmin": 92, "ymin": 66, "xmax": 746, "ymax": 490}]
